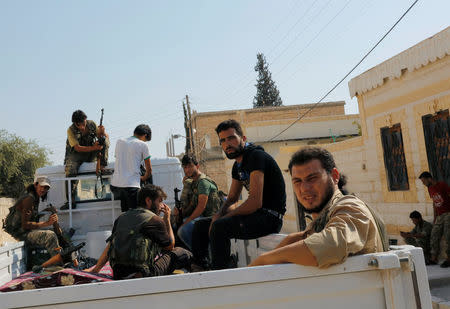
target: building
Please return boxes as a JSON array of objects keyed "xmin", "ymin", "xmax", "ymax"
[
  {"xmin": 276, "ymin": 27, "xmax": 449, "ymax": 243},
  {"xmin": 192, "ymin": 101, "xmax": 360, "ymax": 232}
]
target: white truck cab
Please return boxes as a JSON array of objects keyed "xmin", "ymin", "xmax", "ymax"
[{"xmin": 34, "ymin": 157, "xmax": 183, "ymax": 256}]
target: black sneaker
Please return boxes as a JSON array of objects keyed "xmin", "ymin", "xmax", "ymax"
[{"xmin": 440, "ymin": 260, "xmax": 450, "ymax": 268}]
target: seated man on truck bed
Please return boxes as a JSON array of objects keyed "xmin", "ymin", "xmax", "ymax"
[
  {"xmin": 250, "ymin": 147, "xmax": 387, "ymax": 269},
  {"xmin": 192, "ymin": 119, "xmax": 286, "ymax": 270},
  {"xmin": 89, "ymin": 184, "xmax": 192, "ymax": 279},
  {"xmin": 3, "ymin": 177, "xmax": 60, "ymax": 258}
]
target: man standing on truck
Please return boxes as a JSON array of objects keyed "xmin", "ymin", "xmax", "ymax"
[
  {"xmin": 63, "ymin": 110, "xmax": 110, "ymax": 209},
  {"xmin": 173, "ymin": 154, "xmax": 222, "ymax": 256},
  {"xmin": 249, "ymin": 147, "xmax": 387, "ymax": 268},
  {"xmin": 3, "ymin": 177, "xmax": 60, "ymax": 258},
  {"xmin": 193, "ymin": 119, "xmax": 286, "ymax": 270},
  {"xmin": 419, "ymin": 171, "xmax": 450, "ymax": 267},
  {"xmin": 400, "ymin": 211, "xmax": 433, "ymax": 264},
  {"xmin": 110, "ymin": 124, "xmax": 152, "ymax": 212},
  {"xmin": 89, "ymin": 184, "xmax": 192, "ymax": 279}
]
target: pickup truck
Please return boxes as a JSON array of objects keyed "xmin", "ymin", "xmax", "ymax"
[{"xmin": 0, "ymin": 159, "xmax": 433, "ymax": 308}]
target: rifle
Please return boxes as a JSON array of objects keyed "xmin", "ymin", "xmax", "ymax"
[
  {"xmin": 173, "ymin": 188, "xmax": 183, "ymax": 228},
  {"xmin": 140, "ymin": 163, "xmax": 153, "ymax": 187},
  {"xmin": 95, "ymin": 108, "xmax": 106, "ymax": 198},
  {"xmin": 32, "ymin": 242, "xmax": 86, "ymax": 273},
  {"xmin": 96, "ymin": 108, "xmax": 106, "ymax": 176},
  {"xmin": 42, "ymin": 204, "xmax": 71, "ymax": 249}
]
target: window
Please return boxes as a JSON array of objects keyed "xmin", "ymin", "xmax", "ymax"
[
  {"xmin": 380, "ymin": 124, "xmax": 409, "ymax": 191},
  {"xmin": 422, "ymin": 109, "xmax": 450, "ymax": 184},
  {"xmin": 75, "ymin": 176, "xmax": 112, "ymax": 202}
]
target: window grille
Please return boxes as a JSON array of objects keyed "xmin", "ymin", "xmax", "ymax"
[
  {"xmin": 380, "ymin": 124, "xmax": 409, "ymax": 191},
  {"xmin": 422, "ymin": 109, "xmax": 450, "ymax": 184}
]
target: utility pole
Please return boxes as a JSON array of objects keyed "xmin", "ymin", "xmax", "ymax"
[{"xmin": 186, "ymin": 95, "xmax": 194, "ymax": 154}]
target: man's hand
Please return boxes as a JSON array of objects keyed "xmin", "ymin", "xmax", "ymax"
[
  {"xmin": 92, "ymin": 141, "xmax": 103, "ymax": 151},
  {"xmin": 161, "ymin": 203, "xmax": 171, "ymax": 222},
  {"xmin": 209, "ymin": 212, "xmax": 221, "ymax": 236},
  {"xmin": 46, "ymin": 214, "xmax": 58, "ymax": 227},
  {"xmin": 97, "ymin": 125, "xmax": 106, "ymax": 136}
]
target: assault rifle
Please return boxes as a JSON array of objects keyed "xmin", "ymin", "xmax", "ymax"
[
  {"xmin": 42, "ymin": 204, "xmax": 71, "ymax": 249},
  {"xmin": 96, "ymin": 108, "xmax": 106, "ymax": 176},
  {"xmin": 31, "ymin": 204, "xmax": 84, "ymax": 272},
  {"xmin": 173, "ymin": 187, "xmax": 183, "ymax": 229},
  {"xmin": 32, "ymin": 242, "xmax": 86, "ymax": 273},
  {"xmin": 95, "ymin": 108, "xmax": 107, "ymax": 198},
  {"xmin": 140, "ymin": 163, "xmax": 153, "ymax": 187}
]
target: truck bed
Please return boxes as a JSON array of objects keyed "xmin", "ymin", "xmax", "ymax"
[{"xmin": 0, "ymin": 245, "xmax": 432, "ymax": 309}]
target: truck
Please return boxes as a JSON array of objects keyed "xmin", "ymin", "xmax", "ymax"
[{"xmin": 0, "ymin": 160, "xmax": 433, "ymax": 308}]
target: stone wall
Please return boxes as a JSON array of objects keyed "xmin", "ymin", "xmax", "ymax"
[{"xmin": 0, "ymin": 198, "xmax": 17, "ymax": 246}]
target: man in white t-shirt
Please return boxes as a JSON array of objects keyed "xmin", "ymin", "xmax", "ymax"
[{"xmin": 111, "ymin": 124, "xmax": 153, "ymax": 212}]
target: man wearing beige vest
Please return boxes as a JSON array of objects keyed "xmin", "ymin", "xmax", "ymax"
[{"xmin": 249, "ymin": 147, "xmax": 387, "ymax": 269}]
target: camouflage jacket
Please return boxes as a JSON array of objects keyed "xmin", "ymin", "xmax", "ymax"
[{"xmin": 108, "ymin": 208, "xmax": 161, "ymax": 273}]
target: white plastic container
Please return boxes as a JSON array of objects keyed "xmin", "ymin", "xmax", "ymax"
[{"xmin": 86, "ymin": 231, "xmax": 111, "ymax": 259}]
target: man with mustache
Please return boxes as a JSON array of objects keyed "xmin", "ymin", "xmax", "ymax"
[
  {"xmin": 193, "ymin": 119, "xmax": 286, "ymax": 270},
  {"xmin": 250, "ymin": 147, "xmax": 387, "ymax": 268},
  {"xmin": 89, "ymin": 184, "xmax": 192, "ymax": 279}
]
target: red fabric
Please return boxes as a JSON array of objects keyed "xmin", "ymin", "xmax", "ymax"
[
  {"xmin": 428, "ymin": 182, "xmax": 450, "ymax": 216},
  {"xmin": 0, "ymin": 263, "xmax": 114, "ymax": 293}
]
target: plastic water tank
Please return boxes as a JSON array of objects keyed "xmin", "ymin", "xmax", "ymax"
[{"xmin": 86, "ymin": 231, "xmax": 112, "ymax": 259}]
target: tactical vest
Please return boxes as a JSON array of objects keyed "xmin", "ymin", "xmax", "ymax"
[
  {"xmin": 3, "ymin": 191, "xmax": 40, "ymax": 240},
  {"xmin": 108, "ymin": 208, "xmax": 161, "ymax": 273},
  {"xmin": 183, "ymin": 174, "xmax": 223, "ymax": 218},
  {"xmin": 309, "ymin": 193, "xmax": 389, "ymax": 252},
  {"xmin": 65, "ymin": 120, "xmax": 97, "ymax": 159}
]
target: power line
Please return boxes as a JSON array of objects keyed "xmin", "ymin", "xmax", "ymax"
[
  {"xmin": 268, "ymin": 0, "xmax": 419, "ymax": 142},
  {"xmin": 274, "ymin": 0, "xmax": 352, "ymax": 76},
  {"xmin": 284, "ymin": 0, "xmax": 374, "ymax": 82}
]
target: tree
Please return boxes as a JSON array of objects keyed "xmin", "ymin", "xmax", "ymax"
[
  {"xmin": 0, "ymin": 130, "xmax": 51, "ymax": 198},
  {"xmin": 253, "ymin": 53, "xmax": 283, "ymax": 108}
]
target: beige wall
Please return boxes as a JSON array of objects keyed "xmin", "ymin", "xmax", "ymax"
[
  {"xmin": 0, "ymin": 198, "xmax": 18, "ymax": 246},
  {"xmin": 192, "ymin": 102, "xmax": 359, "ymax": 194},
  {"xmin": 321, "ymin": 54, "xmax": 450, "ymax": 244},
  {"xmin": 191, "ymin": 103, "xmax": 360, "ymax": 233}
]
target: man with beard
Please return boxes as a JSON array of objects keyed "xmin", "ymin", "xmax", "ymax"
[
  {"xmin": 249, "ymin": 147, "xmax": 387, "ymax": 268},
  {"xmin": 174, "ymin": 154, "xmax": 221, "ymax": 252},
  {"xmin": 419, "ymin": 171, "xmax": 450, "ymax": 267},
  {"xmin": 89, "ymin": 184, "xmax": 192, "ymax": 279},
  {"xmin": 192, "ymin": 119, "xmax": 286, "ymax": 270}
]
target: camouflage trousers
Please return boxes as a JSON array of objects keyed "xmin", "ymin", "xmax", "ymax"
[
  {"xmin": 64, "ymin": 139, "xmax": 109, "ymax": 197},
  {"xmin": 430, "ymin": 212, "xmax": 450, "ymax": 257},
  {"xmin": 404, "ymin": 237, "xmax": 430, "ymax": 258},
  {"xmin": 25, "ymin": 230, "xmax": 60, "ymax": 257},
  {"xmin": 64, "ymin": 139, "xmax": 110, "ymax": 177}
]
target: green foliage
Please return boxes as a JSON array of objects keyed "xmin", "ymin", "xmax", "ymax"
[
  {"xmin": 0, "ymin": 130, "xmax": 50, "ymax": 198},
  {"xmin": 253, "ymin": 53, "xmax": 283, "ymax": 108}
]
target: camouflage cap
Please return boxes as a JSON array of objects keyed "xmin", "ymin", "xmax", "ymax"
[{"xmin": 35, "ymin": 176, "xmax": 51, "ymax": 188}]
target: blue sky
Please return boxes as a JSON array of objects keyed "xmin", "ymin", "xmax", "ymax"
[{"xmin": 0, "ymin": 0, "xmax": 448, "ymax": 165}]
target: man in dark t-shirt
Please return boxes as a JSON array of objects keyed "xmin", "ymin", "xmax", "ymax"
[
  {"xmin": 192, "ymin": 119, "xmax": 286, "ymax": 270},
  {"xmin": 89, "ymin": 185, "xmax": 192, "ymax": 279}
]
